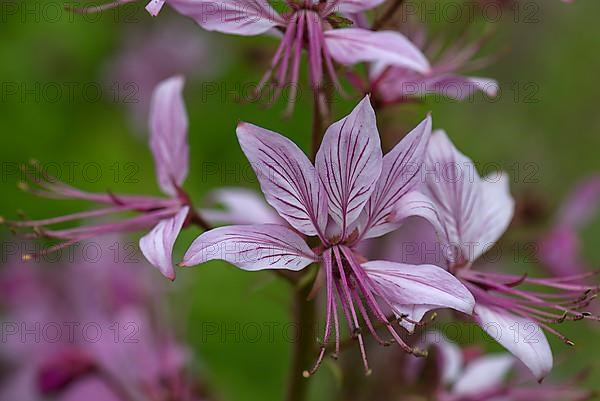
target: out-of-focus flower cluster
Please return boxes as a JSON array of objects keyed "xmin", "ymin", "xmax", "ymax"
[{"xmin": 0, "ymin": 237, "xmax": 210, "ymax": 401}]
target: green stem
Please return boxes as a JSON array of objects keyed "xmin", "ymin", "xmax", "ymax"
[
  {"xmin": 310, "ymin": 86, "xmax": 332, "ymax": 163},
  {"xmin": 372, "ymin": 0, "xmax": 406, "ymax": 30},
  {"xmin": 285, "ymin": 273, "xmax": 317, "ymax": 401}
]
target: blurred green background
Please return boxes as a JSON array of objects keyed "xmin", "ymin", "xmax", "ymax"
[{"xmin": 1, "ymin": 0, "xmax": 599, "ymax": 400}]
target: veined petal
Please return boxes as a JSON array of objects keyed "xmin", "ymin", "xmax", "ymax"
[
  {"xmin": 145, "ymin": 0, "xmax": 166, "ymax": 16},
  {"xmin": 452, "ymin": 354, "xmax": 514, "ymax": 396},
  {"xmin": 474, "ymin": 304, "xmax": 553, "ymax": 381},
  {"xmin": 139, "ymin": 206, "xmax": 189, "ymax": 280},
  {"xmin": 168, "ymin": 0, "xmax": 284, "ymax": 36},
  {"xmin": 324, "ymin": 29, "xmax": 431, "ymax": 74},
  {"xmin": 149, "ymin": 76, "xmax": 189, "ymax": 197},
  {"xmin": 316, "ymin": 96, "xmax": 382, "ymax": 234},
  {"xmin": 363, "ymin": 260, "xmax": 475, "ymax": 323},
  {"xmin": 236, "ymin": 122, "xmax": 328, "ymax": 237},
  {"xmin": 362, "ymin": 115, "xmax": 432, "ymax": 239},
  {"xmin": 424, "ymin": 130, "xmax": 514, "ymax": 263},
  {"xmin": 200, "ymin": 188, "xmax": 282, "ymax": 225},
  {"xmin": 325, "ymin": 0, "xmax": 386, "ymax": 14},
  {"xmin": 181, "ymin": 224, "xmax": 317, "ymax": 270}
]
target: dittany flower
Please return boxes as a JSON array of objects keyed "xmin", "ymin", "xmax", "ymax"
[
  {"xmin": 5, "ymin": 76, "xmax": 197, "ymax": 280},
  {"xmin": 399, "ymin": 130, "xmax": 599, "ymax": 380},
  {"xmin": 0, "ymin": 237, "xmax": 209, "ymax": 401},
  {"xmin": 180, "ymin": 96, "xmax": 474, "ymax": 374},
  {"xmin": 538, "ymin": 175, "xmax": 600, "ymax": 278},
  {"xmin": 367, "ymin": 22, "xmax": 498, "ymax": 107},
  {"xmin": 412, "ymin": 332, "xmax": 594, "ymax": 401},
  {"xmin": 145, "ymin": 0, "xmax": 430, "ymax": 113}
]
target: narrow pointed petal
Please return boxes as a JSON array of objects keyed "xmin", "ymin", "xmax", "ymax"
[
  {"xmin": 420, "ymin": 75, "xmax": 499, "ymax": 100},
  {"xmin": 316, "ymin": 96, "xmax": 382, "ymax": 234},
  {"xmin": 236, "ymin": 122, "xmax": 328, "ymax": 236},
  {"xmin": 181, "ymin": 224, "xmax": 317, "ymax": 270},
  {"xmin": 452, "ymin": 354, "xmax": 514, "ymax": 396},
  {"xmin": 149, "ymin": 76, "xmax": 189, "ymax": 197},
  {"xmin": 168, "ymin": 0, "xmax": 284, "ymax": 36},
  {"xmin": 557, "ymin": 175, "xmax": 600, "ymax": 227},
  {"xmin": 363, "ymin": 260, "xmax": 475, "ymax": 322},
  {"xmin": 139, "ymin": 206, "xmax": 189, "ymax": 280},
  {"xmin": 376, "ymin": 69, "xmax": 499, "ymax": 103},
  {"xmin": 474, "ymin": 304, "xmax": 553, "ymax": 381},
  {"xmin": 324, "ymin": 29, "xmax": 431, "ymax": 74},
  {"xmin": 424, "ymin": 130, "xmax": 514, "ymax": 262},
  {"xmin": 145, "ymin": 0, "xmax": 166, "ymax": 16},
  {"xmin": 362, "ymin": 115, "xmax": 432, "ymax": 239},
  {"xmin": 200, "ymin": 188, "xmax": 282, "ymax": 225}
]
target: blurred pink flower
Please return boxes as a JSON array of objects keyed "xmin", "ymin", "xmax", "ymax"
[
  {"xmin": 151, "ymin": 0, "xmax": 430, "ymax": 113},
  {"xmin": 180, "ymin": 96, "xmax": 474, "ymax": 375},
  {"xmin": 367, "ymin": 22, "xmax": 498, "ymax": 106},
  {"xmin": 6, "ymin": 76, "xmax": 195, "ymax": 280},
  {"xmin": 0, "ymin": 238, "xmax": 206, "ymax": 401},
  {"xmin": 393, "ymin": 130, "xmax": 598, "ymax": 380},
  {"xmin": 412, "ymin": 332, "xmax": 593, "ymax": 401},
  {"xmin": 105, "ymin": 19, "xmax": 222, "ymax": 133},
  {"xmin": 538, "ymin": 175, "xmax": 600, "ymax": 277}
]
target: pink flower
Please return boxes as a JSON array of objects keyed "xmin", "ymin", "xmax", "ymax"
[
  {"xmin": 414, "ymin": 332, "xmax": 593, "ymax": 401},
  {"xmin": 180, "ymin": 97, "xmax": 474, "ymax": 374},
  {"xmin": 152, "ymin": 0, "xmax": 430, "ymax": 113},
  {"xmin": 5, "ymin": 76, "xmax": 195, "ymax": 280},
  {"xmin": 105, "ymin": 18, "xmax": 222, "ymax": 133},
  {"xmin": 538, "ymin": 175, "xmax": 600, "ymax": 278},
  {"xmin": 0, "ymin": 238, "xmax": 207, "ymax": 401},
  {"xmin": 400, "ymin": 130, "xmax": 598, "ymax": 380},
  {"xmin": 367, "ymin": 22, "xmax": 498, "ymax": 106}
]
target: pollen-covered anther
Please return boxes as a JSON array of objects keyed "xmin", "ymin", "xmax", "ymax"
[{"xmin": 411, "ymin": 347, "xmax": 428, "ymax": 358}]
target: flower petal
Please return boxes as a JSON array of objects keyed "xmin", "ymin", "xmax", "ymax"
[
  {"xmin": 168, "ymin": 0, "xmax": 284, "ymax": 36},
  {"xmin": 452, "ymin": 354, "xmax": 514, "ymax": 396},
  {"xmin": 363, "ymin": 260, "xmax": 475, "ymax": 326},
  {"xmin": 324, "ymin": 29, "xmax": 431, "ymax": 74},
  {"xmin": 139, "ymin": 206, "xmax": 189, "ymax": 280},
  {"xmin": 423, "ymin": 130, "xmax": 514, "ymax": 263},
  {"xmin": 474, "ymin": 304, "xmax": 553, "ymax": 381},
  {"xmin": 145, "ymin": 0, "xmax": 166, "ymax": 16},
  {"xmin": 181, "ymin": 224, "xmax": 317, "ymax": 270},
  {"xmin": 557, "ymin": 175, "xmax": 600, "ymax": 227},
  {"xmin": 362, "ymin": 115, "xmax": 432, "ymax": 239},
  {"xmin": 316, "ymin": 96, "xmax": 382, "ymax": 234},
  {"xmin": 390, "ymin": 191, "xmax": 447, "ymax": 244},
  {"xmin": 149, "ymin": 76, "xmax": 189, "ymax": 197},
  {"xmin": 375, "ymin": 70, "xmax": 499, "ymax": 102},
  {"xmin": 200, "ymin": 188, "xmax": 282, "ymax": 225},
  {"xmin": 236, "ymin": 122, "xmax": 328, "ymax": 236}
]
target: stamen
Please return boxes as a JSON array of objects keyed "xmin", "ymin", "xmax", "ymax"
[
  {"xmin": 305, "ymin": 249, "xmax": 335, "ymax": 377},
  {"xmin": 333, "ymin": 247, "xmax": 371, "ymax": 375}
]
